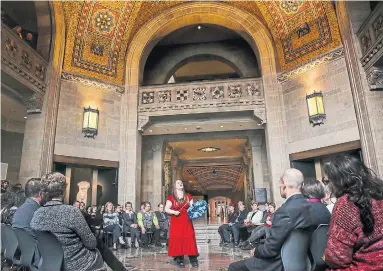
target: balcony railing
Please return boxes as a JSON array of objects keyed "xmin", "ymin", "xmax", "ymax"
[
  {"xmin": 138, "ymin": 77, "xmax": 265, "ymax": 115},
  {"xmin": 357, "ymin": 3, "xmax": 383, "ymax": 90},
  {"xmin": 1, "ymin": 23, "xmax": 47, "ymax": 95}
]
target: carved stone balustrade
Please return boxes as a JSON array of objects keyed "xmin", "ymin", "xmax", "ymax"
[
  {"xmin": 1, "ymin": 23, "xmax": 48, "ymax": 112},
  {"xmin": 138, "ymin": 78, "xmax": 266, "ymax": 126},
  {"xmin": 357, "ymin": 3, "xmax": 383, "ymax": 90}
]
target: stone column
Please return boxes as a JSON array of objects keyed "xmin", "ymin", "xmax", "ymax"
[
  {"xmin": 19, "ymin": 2, "xmax": 65, "ymax": 185},
  {"xmin": 119, "ymin": 85, "xmax": 142, "ymax": 208},
  {"xmin": 336, "ymin": 1, "xmax": 380, "ymax": 176},
  {"xmin": 163, "ymin": 146, "xmax": 173, "ymax": 200},
  {"xmin": 152, "ymin": 140, "xmax": 164, "ymax": 205},
  {"xmin": 64, "ymin": 167, "xmax": 72, "ymax": 204},
  {"xmin": 91, "ymin": 169, "xmax": 98, "ymax": 206},
  {"xmin": 249, "ymin": 135, "xmax": 265, "ymax": 193}
]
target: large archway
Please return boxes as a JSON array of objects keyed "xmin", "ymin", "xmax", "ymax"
[{"xmin": 119, "ymin": 2, "xmax": 289, "ymax": 207}]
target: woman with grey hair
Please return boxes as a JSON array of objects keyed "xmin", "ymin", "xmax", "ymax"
[
  {"xmin": 31, "ymin": 172, "xmax": 106, "ymax": 271},
  {"xmin": 300, "ymin": 179, "xmax": 331, "ymax": 224}
]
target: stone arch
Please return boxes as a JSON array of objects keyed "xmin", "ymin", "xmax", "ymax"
[
  {"xmin": 144, "ymin": 42, "xmax": 260, "ymax": 85},
  {"xmin": 120, "ymin": 2, "xmax": 289, "ymax": 206},
  {"xmin": 34, "ymin": 1, "xmax": 52, "ymax": 61}
]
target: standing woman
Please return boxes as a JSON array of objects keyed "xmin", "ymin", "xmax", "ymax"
[{"xmin": 165, "ymin": 180, "xmax": 198, "ymax": 268}]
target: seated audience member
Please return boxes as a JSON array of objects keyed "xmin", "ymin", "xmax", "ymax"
[
  {"xmin": 1, "ymin": 191, "xmax": 17, "ymax": 224},
  {"xmin": 324, "ymin": 155, "xmax": 383, "ymax": 271},
  {"xmin": 323, "ymin": 183, "xmax": 337, "ymax": 214},
  {"xmin": 12, "ymin": 178, "xmax": 45, "ymax": 268},
  {"xmin": 99, "ymin": 204, "xmax": 105, "ymax": 215},
  {"xmin": 155, "ymin": 203, "xmax": 169, "ymax": 244},
  {"xmin": 228, "ymin": 168, "xmax": 326, "ymax": 271},
  {"xmin": 31, "ymin": 172, "xmax": 106, "ymax": 271},
  {"xmin": 79, "ymin": 202, "xmax": 86, "ymax": 212},
  {"xmin": 261, "ymin": 202, "xmax": 268, "ymax": 218},
  {"xmin": 1, "ymin": 180, "xmax": 9, "ymax": 193},
  {"xmin": 86, "ymin": 206, "xmax": 92, "ymax": 216},
  {"xmin": 115, "ymin": 204, "xmax": 123, "ymax": 226},
  {"xmin": 137, "ymin": 201, "xmax": 162, "ymax": 248},
  {"xmin": 221, "ymin": 201, "xmax": 248, "ymax": 247},
  {"xmin": 103, "ymin": 202, "xmax": 125, "ymax": 250},
  {"xmin": 122, "ymin": 202, "xmax": 140, "ymax": 248},
  {"xmin": 241, "ymin": 203, "xmax": 276, "ymax": 250},
  {"xmin": 301, "ymin": 179, "xmax": 331, "ymax": 223},
  {"xmin": 218, "ymin": 203, "xmax": 236, "ymax": 246},
  {"xmin": 24, "ymin": 32, "xmax": 36, "ymax": 48},
  {"xmin": 88, "ymin": 205, "xmax": 103, "ymax": 237},
  {"xmin": 73, "ymin": 200, "xmax": 80, "ymax": 208},
  {"xmin": 244, "ymin": 201, "xmax": 263, "ymax": 230}
]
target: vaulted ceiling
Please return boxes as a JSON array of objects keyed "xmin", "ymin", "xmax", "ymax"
[{"xmin": 61, "ymin": 1, "xmax": 342, "ymax": 85}]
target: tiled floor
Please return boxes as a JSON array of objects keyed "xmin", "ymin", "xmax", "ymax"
[{"xmin": 112, "ymin": 244, "xmax": 251, "ymax": 271}]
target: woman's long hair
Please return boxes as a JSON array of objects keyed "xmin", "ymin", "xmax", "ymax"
[
  {"xmin": 172, "ymin": 180, "xmax": 188, "ymax": 206},
  {"xmin": 324, "ymin": 154, "xmax": 383, "ymax": 235}
]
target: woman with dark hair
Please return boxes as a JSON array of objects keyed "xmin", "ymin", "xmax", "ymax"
[
  {"xmin": 31, "ymin": 172, "xmax": 106, "ymax": 271},
  {"xmin": 323, "ymin": 155, "xmax": 383, "ymax": 271},
  {"xmin": 165, "ymin": 180, "xmax": 198, "ymax": 268}
]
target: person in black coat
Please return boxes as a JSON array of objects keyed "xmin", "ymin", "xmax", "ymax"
[
  {"xmin": 228, "ymin": 168, "xmax": 330, "ymax": 271},
  {"xmin": 218, "ymin": 203, "xmax": 236, "ymax": 246},
  {"xmin": 221, "ymin": 201, "xmax": 248, "ymax": 247},
  {"xmin": 155, "ymin": 203, "xmax": 169, "ymax": 244},
  {"xmin": 121, "ymin": 202, "xmax": 140, "ymax": 248}
]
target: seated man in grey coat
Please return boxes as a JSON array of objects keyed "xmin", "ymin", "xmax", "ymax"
[
  {"xmin": 228, "ymin": 168, "xmax": 330, "ymax": 271},
  {"xmin": 12, "ymin": 178, "xmax": 45, "ymax": 268}
]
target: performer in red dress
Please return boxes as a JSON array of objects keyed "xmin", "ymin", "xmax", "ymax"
[{"xmin": 165, "ymin": 180, "xmax": 199, "ymax": 268}]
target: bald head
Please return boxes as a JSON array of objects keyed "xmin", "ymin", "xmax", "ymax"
[{"xmin": 281, "ymin": 168, "xmax": 304, "ymax": 188}]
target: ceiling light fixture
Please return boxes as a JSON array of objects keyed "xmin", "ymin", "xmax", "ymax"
[
  {"xmin": 220, "ymin": 125, "xmax": 224, "ymax": 128},
  {"xmin": 197, "ymin": 25, "xmax": 202, "ymax": 30},
  {"xmin": 149, "ymin": 129, "xmax": 153, "ymax": 132},
  {"xmin": 199, "ymin": 147, "xmax": 220, "ymax": 152},
  {"xmin": 24, "ymin": 116, "xmax": 27, "ymax": 119}
]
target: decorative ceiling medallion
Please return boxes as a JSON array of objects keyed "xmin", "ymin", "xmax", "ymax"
[
  {"xmin": 280, "ymin": 1, "xmax": 304, "ymax": 14},
  {"xmin": 93, "ymin": 10, "xmax": 115, "ymax": 33},
  {"xmin": 199, "ymin": 147, "xmax": 221, "ymax": 152}
]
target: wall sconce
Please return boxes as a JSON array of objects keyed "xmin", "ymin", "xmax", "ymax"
[
  {"xmin": 306, "ymin": 91, "xmax": 326, "ymax": 126},
  {"xmin": 82, "ymin": 106, "xmax": 99, "ymax": 138}
]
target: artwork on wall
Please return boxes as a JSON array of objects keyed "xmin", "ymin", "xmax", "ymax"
[{"xmin": 76, "ymin": 181, "xmax": 91, "ymax": 205}]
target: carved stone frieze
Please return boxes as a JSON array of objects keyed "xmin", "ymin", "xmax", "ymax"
[
  {"xmin": 367, "ymin": 66, "xmax": 383, "ymax": 90},
  {"xmin": 277, "ymin": 47, "xmax": 345, "ymax": 83},
  {"xmin": 192, "ymin": 87, "xmax": 207, "ymax": 101},
  {"xmin": 158, "ymin": 90, "xmax": 171, "ymax": 103},
  {"xmin": 228, "ymin": 85, "xmax": 242, "ymax": 98},
  {"xmin": 142, "ymin": 91, "xmax": 154, "ymax": 104},
  {"xmin": 61, "ymin": 72, "xmax": 124, "ymax": 93},
  {"xmin": 246, "ymin": 83, "xmax": 261, "ymax": 96},
  {"xmin": 23, "ymin": 93, "xmax": 44, "ymax": 113},
  {"xmin": 164, "ymin": 146, "xmax": 173, "ymax": 162},
  {"xmin": 211, "ymin": 86, "xmax": 224, "ymax": 99}
]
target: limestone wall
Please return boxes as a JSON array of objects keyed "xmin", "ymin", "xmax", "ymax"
[
  {"xmin": 281, "ymin": 56, "xmax": 360, "ymax": 155},
  {"xmin": 54, "ymin": 80, "xmax": 121, "ymax": 161}
]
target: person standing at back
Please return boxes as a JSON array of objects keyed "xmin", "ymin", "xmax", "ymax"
[
  {"xmin": 229, "ymin": 168, "xmax": 323, "ymax": 271},
  {"xmin": 324, "ymin": 155, "xmax": 383, "ymax": 271}
]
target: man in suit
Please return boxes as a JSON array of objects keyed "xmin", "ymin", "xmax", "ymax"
[
  {"xmin": 228, "ymin": 168, "xmax": 327, "ymax": 271},
  {"xmin": 155, "ymin": 203, "xmax": 169, "ymax": 245},
  {"xmin": 12, "ymin": 178, "xmax": 45, "ymax": 268},
  {"xmin": 122, "ymin": 201, "xmax": 140, "ymax": 248}
]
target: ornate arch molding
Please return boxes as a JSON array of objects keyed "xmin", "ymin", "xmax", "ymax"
[
  {"xmin": 34, "ymin": 1, "xmax": 52, "ymax": 61},
  {"xmin": 120, "ymin": 2, "xmax": 289, "ymax": 205},
  {"xmin": 144, "ymin": 42, "xmax": 260, "ymax": 85}
]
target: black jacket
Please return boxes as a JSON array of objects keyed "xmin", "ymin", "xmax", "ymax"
[
  {"xmin": 235, "ymin": 209, "xmax": 248, "ymax": 225},
  {"xmin": 122, "ymin": 212, "xmax": 138, "ymax": 229},
  {"xmin": 155, "ymin": 211, "xmax": 169, "ymax": 223},
  {"xmin": 245, "ymin": 194, "xmax": 330, "ymax": 271}
]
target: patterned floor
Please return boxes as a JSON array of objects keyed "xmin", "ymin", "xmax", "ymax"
[{"xmin": 112, "ymin": 244, "xmax": 251, "ymax": 271}]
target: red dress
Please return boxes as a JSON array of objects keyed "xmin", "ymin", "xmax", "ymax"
[{"xmin": 167, "ymin": 194, "xmax": 198, "ymax": 257}]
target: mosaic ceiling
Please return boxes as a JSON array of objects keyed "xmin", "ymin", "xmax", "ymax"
[
  {"xmin": 61, "ymin": 1, "xmax": 342, "ymax": 85},
  {"xmin": 183, "ymin": 165, "xmax": 244, "ymax": 192}
]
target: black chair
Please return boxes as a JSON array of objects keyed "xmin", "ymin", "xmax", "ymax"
[
  {"xmin": 13, "ymin": 228, "xmax": 39, "ymax": 271},
  {"xmin": 35, "ymin": 231, "xmax": 64, "ymax": 271},
  {"xmin": 281, "ymin": 229, "xmax": 311, "ymax": 271},
  {"xmin": 2, "ymin": 224, "xmax": 21, "ymax": 268},
  {"xmin": 310, "ymin": 224, "xmax": 329, "ymax": 271}
]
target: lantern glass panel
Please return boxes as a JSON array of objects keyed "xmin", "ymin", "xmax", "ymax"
[
  {"xmin": 307, "ymin": 97, "xmax": 318, "ymax": 116},
  {"xmin": 316, "ymin": 96, "xmax": 325, "ymax": 114},
  {"xmin": 83, "ymin": 111, "xmax": 90, "ymax": 128},
  {"xmin": 88, "ymin": 111, "xmax": 98, "ymax": 129}
]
